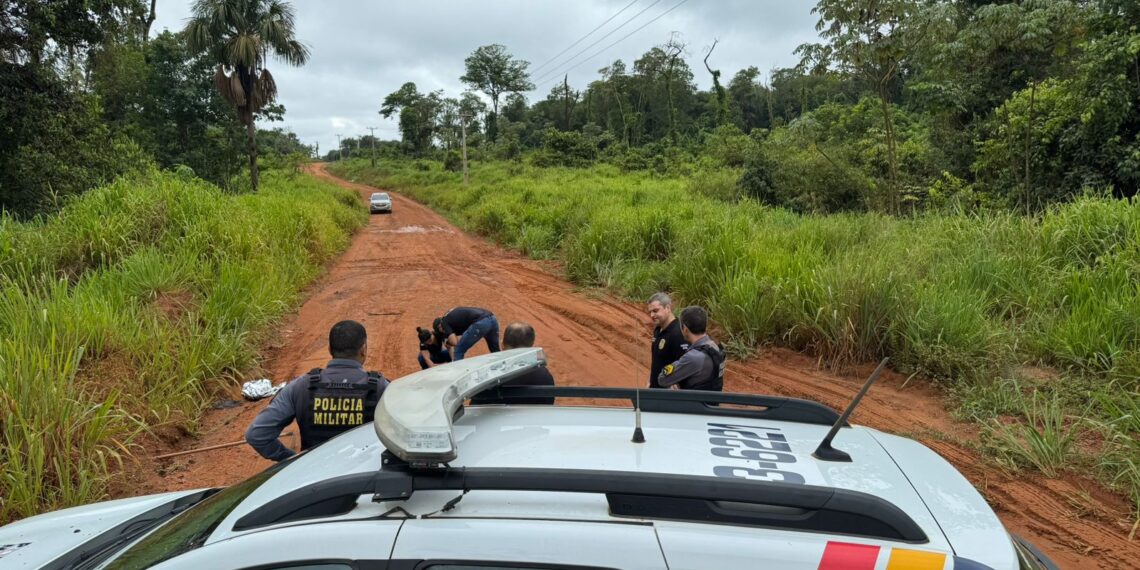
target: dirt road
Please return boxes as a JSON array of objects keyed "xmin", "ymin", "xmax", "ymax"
[{"xmin": 132, "ymin": 163, "xmax": 1138, "ymax": 569}]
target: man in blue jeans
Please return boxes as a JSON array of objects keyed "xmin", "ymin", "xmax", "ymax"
[{"xmin": 433, "ymin": 306, "xmax": 500, "ymax": 360}]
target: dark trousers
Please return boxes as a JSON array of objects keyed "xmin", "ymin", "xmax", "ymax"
[{"xmin": 418, "ymin": 351, "xmax": 453, "ymax": 370}]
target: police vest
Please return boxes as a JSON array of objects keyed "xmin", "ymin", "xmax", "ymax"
[
  {"xmin": 686, "ymin": 343, "xmax": 725, "ymax": 391},
  {"xmin": 298, "ymin": 368, "xmax": 382, "ymax": 450}
]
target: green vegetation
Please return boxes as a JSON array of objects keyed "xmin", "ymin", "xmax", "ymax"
[
  {"xmin": 361, "ymin": 1, "xmax": 1138, "ymax": 214},
  {"xmin": 3, "ymin": 0, "xmax": 1137, "ymax": 522},
  {"xmin": 330, "ymin": 157, "xmax": 1140, "ymax": 511},
  {"xmin": 0, "ymin": 169, "xmax": 365, "ymax": 521},
  {"xmin": 185, "ymin": 0, "xmax": 311, "ymax": 192},
  {"xmin": 2, "ymin": 1, "xmax": 313, "ymax": 218}
]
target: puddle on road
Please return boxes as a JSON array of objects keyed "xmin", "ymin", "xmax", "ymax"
[{"xmin": 375, "ymin": 225, "xmax": 454, "ymax": 234}]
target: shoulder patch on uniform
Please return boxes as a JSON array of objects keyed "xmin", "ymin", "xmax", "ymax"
[
  {"xmin": 663, "ymin": 364, "xmax": 674, "ymax": 376},
  {"xmin": 658, "ymin": 338, "xmax": 666, "ymax": 350}
]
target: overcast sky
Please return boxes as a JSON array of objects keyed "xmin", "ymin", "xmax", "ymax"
[{"xmin": 154, "ymin": 0, "xmax": 820, "ymax": 153}]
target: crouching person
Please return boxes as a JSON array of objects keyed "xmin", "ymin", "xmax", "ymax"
[
  {"xmin": 246, "ymin": 320, "xmax": 389, "ymax": 461},
  {"xmin": 417, "ymin": 326, "xmax": 453, "ymax": 369}
]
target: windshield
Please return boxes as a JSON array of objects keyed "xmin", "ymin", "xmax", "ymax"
[
  {"xmin": 103, "ymin": 459, "xmax": 291, "ymax": 570},
  {"xmin": 371, "ymin": 193, "xmax": 388, "ymax": 200}
]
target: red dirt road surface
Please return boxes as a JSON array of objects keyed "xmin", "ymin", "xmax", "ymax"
[{"xmin": 131, "ymin": 163, "xmax": 1138, "ymax": 569}]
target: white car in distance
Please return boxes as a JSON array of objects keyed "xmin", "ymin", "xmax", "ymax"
[
  {"xmin": 369, "ymin": 192, "xmax": 392, "ymax": 214},
  {"xmin": 0, "ymin": 350, "xmax": 1058, "ymax": 569}
]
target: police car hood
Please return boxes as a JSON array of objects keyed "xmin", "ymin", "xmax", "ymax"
[
  {"xmin": 0, "ymin": 490, "xmax": 206, "ymax": 569},
  {"xmin": 218, "ymin": 406, "xmax": 1015, "ymax": 567}
]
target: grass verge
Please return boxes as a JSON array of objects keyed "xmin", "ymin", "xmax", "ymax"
[{"xmin": 0, "ymin": 168, "xmax": 366, "ymax": 521}]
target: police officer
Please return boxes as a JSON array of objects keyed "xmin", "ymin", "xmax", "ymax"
[
  {"xmin": 470, "ymin": 322, "xmax": 555, "ymax": 405},
  {"xmin": 246, "ymin": 320, "xmax": 388, "ymax": 461},
  {"xmin": 647, "ymin": 292, "xmax": 688, "ymax": 389},
  {"xmin": 433, "ymin": 306, "xmax": 500, "ymax": 361},
  {"xmin": 416, "ymin": 326, "xmax": 452, "ymax": 369},
  {"xmin": 657, "ymin": 306, "xmax": 725, "ymax": 391}
]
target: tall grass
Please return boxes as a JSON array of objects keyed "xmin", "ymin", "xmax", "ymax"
[
  {"xmin": 984, "ymin": 391, "xmax": 1080, "ymax": 478},
  {"xmin": 0, "ymin": 168, "xmax": 365, "ymax": 521},
  {"xmin": 330, "ymin": 158, "xmax": 1140, "ymax": 507}
]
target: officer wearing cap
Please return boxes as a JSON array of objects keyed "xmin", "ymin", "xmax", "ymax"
[
  {"xmin": 246, "ymin": 320, "xmax": 388, "ymax": 461},
  {"xmin": 647, "ymin": 292, "xmax": 688, "ymax": 389},
  {"xmin": 657, "ymin": 306, "xmax": 725, "ymax": 391}
]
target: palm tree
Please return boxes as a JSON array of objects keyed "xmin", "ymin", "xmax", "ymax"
[{"xmin": 184, "ymin": 0, "xmax": 309, "ymax": 192}]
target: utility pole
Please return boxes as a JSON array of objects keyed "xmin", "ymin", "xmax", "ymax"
[
  {"xmin": 459, "ymin": 113, "xmax": 471, "ymax": 185},
  {"xmin": 335, "ymin": 134, "xmax": 343, "ymax": 161},
  {"xmin": 366, "ymin": 127, "xmax": 377, "ymax": 167}
]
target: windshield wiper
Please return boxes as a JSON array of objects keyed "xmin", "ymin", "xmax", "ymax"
[{"xmin": 46, "ymin": 489, "xmax": 220, "ymax": 570}]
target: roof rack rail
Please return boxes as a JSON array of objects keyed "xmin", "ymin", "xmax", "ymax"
[
  {"xmin": 233, "ymin": 467, "xmax": 927, "ymax": 544},
  {"xmin": 471, "ymin": 386, "xmax": 842, "ymax": 426}
]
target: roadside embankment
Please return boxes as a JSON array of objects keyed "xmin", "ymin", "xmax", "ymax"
[{"xmin": 0, "ymin": 168, "xmax": 366, "ymax": 521}]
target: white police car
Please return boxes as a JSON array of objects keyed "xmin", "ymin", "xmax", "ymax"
[{"xmin": 0, "ymin": 349, "xmax": 1057, "ymax": 569}]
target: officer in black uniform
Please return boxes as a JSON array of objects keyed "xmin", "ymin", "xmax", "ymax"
[
  {"xmin": 657, "ymin": 306, "xmax": 725, "ymax": 391},
  {"xmin": 647, "ymin": 292, "xmax": 688, "ymax": 389},
  {"xmin": 246, "ymin": 320, "xmax": 389, "ymax": 461}
]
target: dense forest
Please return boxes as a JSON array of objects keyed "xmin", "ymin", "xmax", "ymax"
[
  {"xmin": 5, "ymin": 1, "xmax": 1137, "ymax": 217},
  {"xmin": 0, "ymin": 0, "xmax": 312, "ymax": 217},
  {"xmin": 351, "ymin": 0, "xmax": 1140, "ymax": 214}
]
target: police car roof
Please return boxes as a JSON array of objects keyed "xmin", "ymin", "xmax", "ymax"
[{"xmin": 215, "ymin": 408, "xmax": 1014, "ymax": 567}]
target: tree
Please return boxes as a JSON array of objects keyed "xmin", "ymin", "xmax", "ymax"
[
  {"xmin": 184, "ymin": 0, "xmax": 309, "ymax": 192},
  {"xmin": 703, "ymin": 39, "xmax": 728, "ymax": 127},
  {"xmin": 797, "ymin": 0, "xmax": 921, "ymax": 212},
  {"xmin": 380, "ymin": 82, "xmax": 444, "ymax": 156},
  {"xmin": 460, "ymin": 91, "xmax": 489, "ymax": 130},
  {"xmin": 0, "ymin": 0, "xmax": 150, "ymax": 216},
  {"xmin": 460, "ymin": 44, "xmax": 534, "ymax": 141},
  {"xmin": 1, "ymin": 0, "xmax": 146, "ymax": 66},
  {"xmin": 89, "ymin": 31, "xmax": 247, "ymax": 188},
  {"xmin": 661, "ymin": 33, "xmax": 687, "ymax": 142},
  {"xmin": 596, "ymin": 60, "xmax": 632, "ymax": 144},
  {"xmin": 910, "ymin": 0, "xmax": 1083, "ymax": 212},
  {"xmin": 726, "ymin": 66, "xmax": 770, "ymax": 132}
]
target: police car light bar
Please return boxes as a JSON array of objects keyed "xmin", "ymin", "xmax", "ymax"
[{"xmin": 373, "ymin": 347, "xmax": 546, "ymax": 465}]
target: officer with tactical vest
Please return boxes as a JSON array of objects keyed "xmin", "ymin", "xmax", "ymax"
[
  {"xmin": 246, "ymin": 320, "xmax": 388, "ymax": 461},
  {"xmin": 656, "ymin": 306, "xmax": 725, "ymax": 391}
]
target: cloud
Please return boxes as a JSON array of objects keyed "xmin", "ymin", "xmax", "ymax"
[{"xmin": 154, "ymin": 0, "xmax": 820, "ymax": 152}]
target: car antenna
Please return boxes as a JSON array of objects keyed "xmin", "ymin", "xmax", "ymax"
[
  {"xmin": 812, "ymin": 357, "xmax": 889, "ymax": 462},
  {"xmin": 632, "ymin": 377, "xmax": 646, "ymax": 443}
]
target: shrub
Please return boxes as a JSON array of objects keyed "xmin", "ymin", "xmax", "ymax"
[
  {"xmin": 443, "ymin": 150, "xmax": 463, "ymax": 172},
  {"xmin": 533, "ymin": 129, "xmax": 599, "ymax": 168}
]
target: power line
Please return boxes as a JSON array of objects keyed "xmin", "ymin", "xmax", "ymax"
[
  {"xmin": 530, "ymin": 0, "xmax": 640, "ymax": 76},
  {"xmin": 535, "ymin": 0, "xmax": 692, "ymax": 91},
  {"xmin": 531, "ymin": 0, "xmax": 664, "ymax": 86},
  {"xmin": 531, "ymin": 0, "xmax": 661, "ymax": 85}
]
